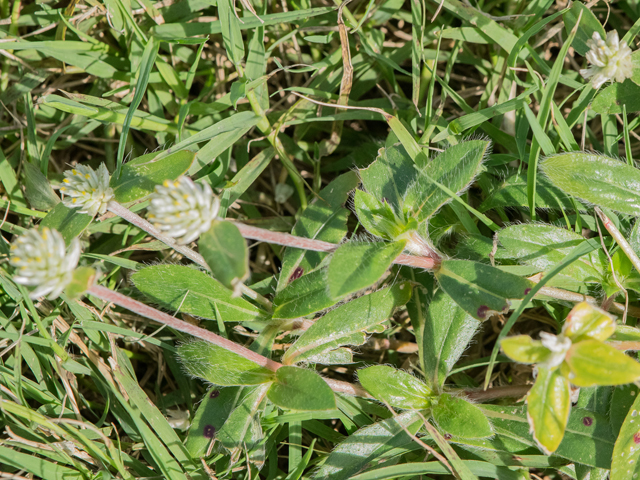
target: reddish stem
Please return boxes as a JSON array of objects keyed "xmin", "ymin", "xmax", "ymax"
[
  {"xmin": 88, "ymin": 284, "xmax": 281, "ymax": 371},
  {"xmin": 233, "ymin": 222, "xmax": 439, "ymax": 270}
]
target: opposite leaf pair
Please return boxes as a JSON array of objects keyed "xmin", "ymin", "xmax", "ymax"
[
  {"xmin": 358, "ymin": 365, "xmax": 493, "ymax": 440},
  {"xmin": 501, "ymin": 302, "xmax": 640, "ymax": 454}
]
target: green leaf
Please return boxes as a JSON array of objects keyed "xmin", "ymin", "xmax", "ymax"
[
  {"xmin": 526, "ymin": 367, "xmax": 571, "ymax": 454},
  {"xmin": 282, "ymin": 283, "xmax": 411, "ymax": 365},
  {"xmin": 273, "ymin": 268, "xmax": 336, "ymax": 319},
  {"xmin": 610, "ymin": 384, "xmax": 639, "ymax": 435},
  {"xmin": 110, "ymin": 150, "xmax": 195, "ymax": 203},
  {"xmin": 358, "ymin": 144, "xmax": 418, "ymax": 218},
  {"xmin": 131, "ymin": 264, "xmax": 268, "ymax": 322},
  {"xmin": 217, "ymin": 384, "xmax": 270, "ymax": 466},
  {"xmin": 116, "ymin": 37, "xmax": 159, "ymax": 174},
  {"xmin": 266, "ymin": 366, "xmax": 336, "ymax": 411},
  {"xmin": 40, "ymin": 202, "xmax": 92, "ymax": 245},
  {"xmin": 312, "ymin": 411, "xmax": 422, "ymax": 480},
  {"xmin": 186, "ymin": 387, "xmax": 252, "ymax": 457},
  {"xmin": 405, "ymin": 140, "xmax": 490, "ymax": 223},
  {"xmin": 500, "ymin": 335, "xmax": 553, "ymax": 364},
  {"xmin": 178, "ymin": 341, "xmax": 275, "ymax": 386},
  {"xmin": 563, "ymin": 1, "xmax": 606, "ymax": 56},
  {"xmin": 498, "ymin": 223, "xmax": 603, "ymax": 288},
  {"xmin": 611, "ymin": 392, "xmax": 640, "ymax": 479},
  {"xmin": 22, "ymin": 161, "xmax": 59, "ymax": 210},
  {"xmin": 435, "ymin": 259, "xmax": 534, "ymax": 320},
  {"xmin": 479, "ymin": 173, "xmax": 576, "ymax": 212},
  {"xmin": 431, "ymin": 393, "xmax": 493, "ymax": 439},
  {"xmin": 564, "ymin": 340, "xmax": 640, "ymax": 387},
  {"xmin": 358, "ymin": 365, "xmax": 432, "ymax": 409},
  {"xmin": 198, "ymin": 220, "xmax": 248, "ymax": 291},
  {"xmin": 278, "ymin": 172, "xmax": 357, "ymax": 292},
  {"xmin": 540, "ymin": 152, "xmax": 640, "ymax": 216},
  {"xmin": 353, "ymin": 189, "xmax": 398, "ymax": 240},
  {"xmin": 417, "ymin": 289, "xmax": 479, "ymax": 388},
  {"xmin": 218, "ymin": 0, "xmax": 244, "ymax": 67},
  {"xmin": 327, "ymin": 241, "xmax": 406, "ymax": 299},
  {"xmin": 592, "ymin": 79, "xmax": 640, "ymax": 115},
  {"xmin": 563, "ymin": 302, "xmax": 616, "ymax": 342}
]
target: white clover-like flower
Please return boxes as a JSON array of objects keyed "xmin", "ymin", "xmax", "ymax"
[
  {"xmin": 539, "ymin": 332, "xmax": 572, "ymax": 369},
  {"xmin": 60, "ymin": 163, "xmax": 114, "ymax": 216},
  {"xmin": 147, "ymin": 176, "xmax": 220, "ymax": 245},
  {"xmin": 9, "ymin": 227, "xmax": 81, "ymax": 299},
  {"xmin": 580, "ymin": 31, "xmax": 634, "ymax": 89}
]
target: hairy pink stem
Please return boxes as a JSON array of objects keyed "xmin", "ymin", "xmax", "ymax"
[
  {"xmin": 88, "ymin": 284, "xmax": 281, "ymax": 371},
  {"xmin": 233, "ymin": 222, "xmax": 439, "ymax": 270}
]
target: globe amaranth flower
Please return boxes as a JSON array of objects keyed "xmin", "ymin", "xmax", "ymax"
[
  {"xmin": 580, "ymin": 31, "xmax": 634, "ymax": 89},
  {"xmin": 10, "ymin": 227, "xmax": 81, "ymax": 299},
  {"xmin": 147, "ymin": 176, "xmax": 220, "ymax": 245},
  {"xmin": 60, "ymin": 163, "xmax": 114, "ymax": 216}
]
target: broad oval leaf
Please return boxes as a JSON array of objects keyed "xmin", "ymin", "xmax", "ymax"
[
  {"xmin": 564, "ymin": 340, "xmax": 640, "ymax": 387},
  {"xmin": 415, "ymin": 289, "xmax": 479, "ymax": 388},
  {"xmin": 592, "ymin": 79, "xmax": 640, "ymax": 115},
  {"xmin": 327, "ymin": 241, "xmax": 406, "ymax": 300},
  {"xmin": 479, "ymin": 173, "xmax": 576, "ymax": 212},
  {"xmin": 312, "ymin": 411, "xmax": 422, "ymax": 480},
  {"xmin": 282, "ymin": 282, "xmax": 411, "ymax": 365},
  {"xmin": 358, "ymin": 365, "xmax": 432, "ymax": 410},
  {"xmin": 199, "ymin": 220, "xmax": 248, "ymax": 291},
  {"xmin": 217, "ymin": 384, "xmax": 270, "ymax": 467},
  {"xmin": 110, "ymin": 150, "xmax": 195, "ymax": 203},
  {"xmin": 23, "ymin": 161, "xmax": 59, "ymax": 211},
  {"xmin": 501, "ymin": 335, "xmax": 552, "ymax": 365},
  {"xmin": 186, "ymin": 386, "xmax": 252, "ymax": 457},
  {"xmin": 482, "ymin": 405, "xmax": 615, "ymax": 468},
  {"xmin": 178, "ymin": 341, "xmax": 275, "ymax": 386},
  {"xmin": 498, "ymin": 223, "xmax": 603, "ymax": 289},
  {"xmin": 40, "ymin": 202, "xmax": 92, "ymax": 245},
  {"xmin": 563, "ymin": 302, "xmax": 616, "ymax": 343},
  {"xmin": 131, "ymin": 264, "xmax": 268, "ymax": 322},
  {"xmin": 435, "ymin": 259, "xmax": 534, "ymax": 320},
  {"xmin": 526, "ymin": 367, "xmax": 571, "ymax": 454},
  {"xmin": 611, "ymin": 389, "xmax": 640, "ymax": 480},
  {"xmin": 404, "ymin": 139, "xmax": 490, "ymax": 223},
  {"xmin": 277, "ymin": 172, "xmax": 357, "ymax": 292},
  {"xmin": 266, "ymin": 366, "xmax": 336, "ymax": 411},
  {"xmin": 273, "ymin": 268, "xmax": 336, "ymax": 319},
  {"xmin": 541, "ymin": 152, "xmax": 640, "ymax": 216},
  {"xmin": 431, "ymin": 393, "xmax": 493, "ymax": 440}
]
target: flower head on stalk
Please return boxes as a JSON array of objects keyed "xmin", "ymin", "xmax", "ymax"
[
  {"xmin": 147, "ymin": 176, "xmax": 220, "ymax": 244},
  {"xmin": 9, "ymin": 227, "xmax": 80, "ymax": 299},
  {"xmin": 60, "ymin": 163, "xmax": 114, "ymax": 216},
  {"xmin": 580, "ymin": 31, "xmax": 634, "ymax": 89}
]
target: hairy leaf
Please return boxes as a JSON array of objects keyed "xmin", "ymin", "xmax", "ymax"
[
  {"xmin": 358, "ymin": 365, "xmax": 432, "ymax": 409},
  {"xmin": 267, "ymin": 366, "xmax": 336, "ymax": 411},
  {"xmin": 435, "ymin": 259, "xmax": 534, "ymax": 320},
  {"xmin": 131, "ymin": 264, "xmax": 268, "ymax": 322},
  {"xmin": 178, "ymin": 341, "xmax": 275, "ymax": 386},
  {"xmin": 431, "ymin": 393, "xmax": 493, "ymax": 439},
  {"xmin": 541, "ymin": 152, "xmax": 640, "ymax": 216}
]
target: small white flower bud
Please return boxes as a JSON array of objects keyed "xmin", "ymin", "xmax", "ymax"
[
  {"xmin": 10, "ymin": 227, "xmax": 81, "ymax": 299},
  {"xmin": 60, "ymin": 163, "xmax": 114, "ymax": 216},
  {"xmin": 147, "ymin": 176, "xmax": 220, "ymax": 245},
  {"xmin": 580, "ymin": 31, "xmax": 634, "ymax": 89},
  {"xmin": 538, "ymin": 332, "xmax": 571, "ymax": 369}
]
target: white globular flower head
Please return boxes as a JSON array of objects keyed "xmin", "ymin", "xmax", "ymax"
[
  {"xmin": 538, "ymin": 332, "xmax": 572, "ymax": 369},
  {"xmin": 9, "ymin": 227, "xmax": 81, "ymax": 299},
  {"xmin": 147, "ymin": 176, "xmax": 220, "ymax": 245},
  {"xmin": 580, "ymin": 31, "xmax": 634, "ymax": 89},
  {"xmin": 60, "ymin": 163, "xmax": 114, "ymax": 216}
]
